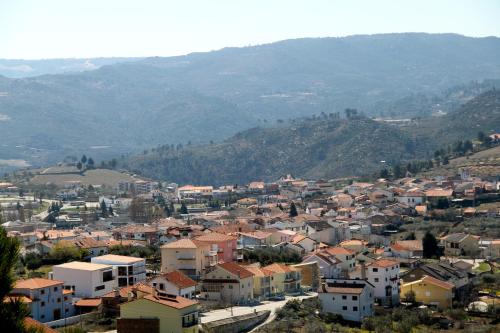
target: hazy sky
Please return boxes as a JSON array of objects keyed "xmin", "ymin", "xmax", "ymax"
[{"xmin": 1, "ymin": 0, "xmax": 500, "ymax": 59}]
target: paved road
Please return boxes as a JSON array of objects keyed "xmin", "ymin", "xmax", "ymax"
[{"xmin": 199, "ymin": 292, "xmax": 317, "ymax": 324}]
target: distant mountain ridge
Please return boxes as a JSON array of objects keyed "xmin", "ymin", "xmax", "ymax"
[{"xmin": 1, "ymin": 33, "xmax": 500, "ymax": 169}]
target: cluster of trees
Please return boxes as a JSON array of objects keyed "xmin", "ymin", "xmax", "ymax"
[
  {"xmin": 46, "ymin": 201, "xmax": 63, "ymax": 223},
  {"xmin": 76, "ymin": 154, "xmax": 95, "ymax": 172},
  {"xmin": 243, "ymin": 247, "xmax": 301, "ymax": 266},
  {"xmin": 108, "ymin": 245, "xmax": 155, "ymax": 258}
]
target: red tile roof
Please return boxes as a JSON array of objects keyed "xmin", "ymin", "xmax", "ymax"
[
  {"xmin": 263, "ymin": 263, "xmax": 298, "ymax": 273},
  {"xmin": 24, "ymin": 317, "xmax": 58, "ymax": 333},
  {"xmin": 368, "ymin": 259, "xmax": 398, "ymax": 268},
  {"xmin": 162, "ymin": 271, "xmax": 197, "ymax": 289},
  {"xmin": 14, "ymin": 278, "xmax": 64, "ymax": 290},
  {"xmin": 142, "ymin": 294, "xmax": 198, "ymax": 309},
  {"xmin": 75, "ymin": 298, "xmax": 102, "ymax": 307},
  {"xmin": 195, "ymin": 232, "xmax": 236, "ymax": 242},
  {"xmin": 219, "ymin": 262, "xmax": 254, "ymax": 279}
]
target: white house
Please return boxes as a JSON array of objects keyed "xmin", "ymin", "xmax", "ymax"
[
  {"xmin": 52, "ymin": 261, "xmax": 117, "ymax": 298},
  {"xmin": 397, "ymin": 191, "xmax": 425, "ymax": 207},
  {"xmin": 149, "ymin": 270, "xmax": 197, "ymax": 299},
  {"xmin": 350, "ymin": 259, "xmax": 400, "ymax": 306},
  {"xmin": 11, "ymin": 278, "xmax": 74, "ymax": 323},
  {"xmin": 91, "ymin": 254, "xmax": 146, "ymax": 287},
  {"xmin": 318, "ymin": 279, "xmax": 374, "ymax": 322}
]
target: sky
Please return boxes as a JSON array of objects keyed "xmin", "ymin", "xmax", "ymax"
[{"xmin": 1, "ymin": 0, "xmax": 500, "ymax": 59}]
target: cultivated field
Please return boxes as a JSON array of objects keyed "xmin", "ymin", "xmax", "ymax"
[{"xmin": 29, "ymin": 168, "xmax": 141, "ymax": 188}]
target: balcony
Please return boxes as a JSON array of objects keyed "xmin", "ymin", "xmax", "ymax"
[
  {"xmin": 205, "ymin": 250, "xmax": 218, "ymax": 257},
  {"xmin": 177, "ymin": 254, "xmax": 196, "ymax": 260},
  {"xmin": 236, "ymin": 244, "xmax": 244, "ymax": 250}
]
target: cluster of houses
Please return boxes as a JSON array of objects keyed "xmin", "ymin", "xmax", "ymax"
[{"xmin": 4, "ymin": 172, "xmax": 500, "ymax": 332}]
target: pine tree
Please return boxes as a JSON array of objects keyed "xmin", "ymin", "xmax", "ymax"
[
  {"xmin": 289, "ymin": 202, "xmax": 298, "ymax": 217},
  {"xmin": 179, "ymin": 203, "xmax": 188, "ymax": 215},
  {"xmin": 81, "ymin": 155, "xmax": 87, "ymax": 165},
  {"xmin": 100, "ymin": 200, "xmax": 108, "ymax": 218},
  {"xmin": 0, "ymin": 227, "xmax": 31, "ymax": 332},
  {"xmin": 423, "ymin": 231, "xmax": 439, "ymax": 258}
]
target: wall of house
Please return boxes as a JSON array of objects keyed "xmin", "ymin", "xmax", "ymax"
[
  {"xmin": 319, "ymin": 287, "xmax": 373, "ymax": 322},
  {"xmin": 13, "ymin": 285, "xmax": 65, "ymax": 322},
  {"xmin": 401, "ymin": 282, "xmax": 452, "ymax": 309},
  {"xmin": 120, "ymin": 298, "xmax": 198, "ymax": 333},
  {"xmin": 52, "ymin": 267, "xmax": 117, "ymax": 298}
]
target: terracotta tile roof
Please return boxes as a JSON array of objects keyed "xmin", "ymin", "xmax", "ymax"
[
  {"xmin": 321, "ymin": 281, "xmax": 367, "ymax": 294},
  {"xmin": 263, "ymin": 263, "xmax": 298, "ymax": 273},
  {"xmin": 324, "ymin": 247, "xmax": 355, "ymax": 256},
  {"xmin": 162, "ymin": 271, "xmax": 197, "ymax": 289},
  {"xmin": 75, "ymin": 298, "xmax": 102, "ymax": 307},
  {"xmin": 339, "ymin": 239, "xmax": 367, "ymax": 247},
  {"xmin": 63, "ymin": 289, "xmax": 74, "ymax": 295},
  {"xmin": 392, "ymin": 240, "xmax": 423, "ymax": 252},
  {"xmin": 102, "ymin": 285, "xmax": 135, "ymax": 298},
  {"xmin": 407, "ymin": 275, "xmax": 454, "ymax": 290},
  {"xmin": 195, "ymin": 232, "xmax": 236, "ymax": 242},
  {"xmin": 24, "ymin": 317, "xmax": 58, "ymax": 333},
  {"xmin": 161, "ymin": 238, "xmax": 201, "ymax": 249},
  {"xmin": 243, "ymin": 266, "xmax": 273, "ymax": 277},
  {"xmin": 14, "ymin": 278, "xmax": 63, "ymax": 290},
  {"xmin": 73, "ymin": 236, "xmax": 108, "ymax": 249},
  {"xmin": 425, "ymin": 189, "xmax": 453, "ymax": 197},
  {"xmin": 291, "ymin": 234, "xmax": 306, "ymax": 244},
  {"xmin": 367, "ymin": 259, "xmax": 398, "ymax": 268},
  {"xmin": 219, "ymin": 262, "xmax": 254, "ymax": 279},
  {"xmin": 142, "ymin": 294, "xmax": 198, "ymax": 309}
]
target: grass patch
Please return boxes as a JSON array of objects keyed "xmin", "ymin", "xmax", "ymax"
[{"xmin": 474, "ymin": 262, "xmax": 491, "ymax": 273}]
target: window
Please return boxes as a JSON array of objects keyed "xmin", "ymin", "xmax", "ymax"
[
  {"xmin": 41, "ymin": 315, "xmax": 45, "ymax": 319},
  {"xmin": 40, "ymin": 289, "xmax": 45, "ymax": 295},
  {"xmin": 41, "ymin": 302, "xmax": 45, "ymax": 307},
  {"xmin": 353, "ymin": 306, "xmax": 358, "ymax": 311},
  {"xmin": 64, "ymin": 296, "xmax": 68, "ymax": 301},
  {"xmin": 103, "ymin": 270, "xmax": 113, "ymax": 282},
  {"xmin": 95, "ymin": 285, "xmax": 105, "ymax": 291},
  {"xmin": 342, "ymin": 306, "xmax": 347, "ymax": 311},
  {"xmin": 153, "ymin": 283, "xmax": 157, "ymax": 287},
  {"xmin": 159, "ymin": 283, "xmax": 164, "ymax": 290},
  {"xmin": 425, "ymin": 291, "xmax": 431, "ymax": 297},
  {"xmin": 372, "ymin": 268, "xmax": 378, "ymax": 272},
  {"xmin": 374, "ymin": 278, "xmax": 379, "ymax": 282},
  {"xmin": 57, "ymin": 298, "xmax": 61, "ymax": 303},
  {"xmin": 228, "ymin": 285, "xmax": 233, "ymax": 289},
  {"xmin": 352, "ymin": 295, "xmax": 358, "ymax": 300},
  {"xmin": 332, "ymin": 297, "xmax": 335, "ymax": 301},
  {"xmin": 54, "ymin": 287, "xmax": 58, "ymax": 291},
  {"xmin": 342, "ymin": 295, "xmax": 347, "ymax": 300}
]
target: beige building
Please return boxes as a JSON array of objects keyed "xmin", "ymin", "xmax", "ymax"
[
  {"xmin": 200, "ymin": 262, "xmax": 254, "ymax": 304},
  {"xmin": 161, "ymin": 239, "xmax": 217, "ymax": 280},
  {"xmin": 441, "ymin": 233, "xmax": 480, "ymax": 257},
  {"xmin": 263, "ymin": 263, "xmax": 302, "ymax": 294}
]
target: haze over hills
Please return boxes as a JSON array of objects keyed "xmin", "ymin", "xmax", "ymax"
[
  {"xmin": 120, "ymin": 90, "xmax": 500, "ymax": 185},
  {"xmin": 0, "ymin": 58, "xmax": 141, "ymax": 78},
  {"xmin": 1, "ymin": 33, "xmax": 500, "ymax": 171}
]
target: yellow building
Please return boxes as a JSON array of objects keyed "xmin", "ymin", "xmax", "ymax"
[
  {"xmin": 401, "ymin": 275, "xmax": 454, "ymax": 309},
  {"xmin": 119, "ymin": 293, "xmax": 199, "ymax": 333},
  {"xmin": 263, "ymin": 263, "xmax": 301, "ymax": 294}
]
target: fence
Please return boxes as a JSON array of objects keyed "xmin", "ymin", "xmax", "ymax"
[{"xmin": 45, "ymin": 311, "xmax": 98, "ymax": 328}]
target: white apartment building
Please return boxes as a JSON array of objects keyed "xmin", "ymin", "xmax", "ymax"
[
  {"xmin": 52, "ymin": 261, "xmax": 117, "ymax": 298},
  {"xmin": 91, "ymin": 254, "xmax": 146, "ymax": 287},
  {"xmin": 319, "ymin": 279, "xmax": 374, "ymax": 322},
  {"xmin": 12, "ymin": 278, "xmax": 74, "ymax": 323}
]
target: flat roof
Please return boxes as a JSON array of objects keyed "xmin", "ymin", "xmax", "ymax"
[
  {"xmin": 55, "ymin": 261, "xmax": 112, "ymax": 271},
  {"xmin": 91, "ymin": 254, "xmax": 144, "ymax": 264}
]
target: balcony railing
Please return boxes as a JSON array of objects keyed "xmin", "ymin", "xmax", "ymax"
[
  {"xmin": 205, "ymin": 250, "xmax": 217, "ymax": 257},
  {"xmin": 177, "ymin": 255, "xmax": 196, "ymax": 260}
]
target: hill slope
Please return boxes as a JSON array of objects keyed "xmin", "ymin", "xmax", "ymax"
[
  {"xmin": 120, "ymin": 116, "xmax": 422, "ymax": 185},
  {"xmin": 121, "ymin": 90, "xmax": 500, "ymax": 185},
  {"xmin": 1, "ymin": 33, "xmax": 500, "ymax": 167}
]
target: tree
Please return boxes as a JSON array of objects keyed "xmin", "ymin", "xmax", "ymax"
[
  {"xmin": 423, "ymin": 231, "xmax": 439, "ymax": 259},
  {"xmin": 49, "ymin": 242, "xmax": 87, "ymax": 262},
  {"xmin": 380, "ymin": 168, "xmax": 389, "ymax": 179},
  {"xmin": 81, "ymin": 155, "xmax": 87, "ymax": 165},
  {"xmin": 108, "ymin": 206, "xmax": 114, "ymax": 216},
  {"xmin": 289, "ymin": 202, "xmax": 298, "ymax": 217},
  {"xmin": 0, "ymin": 227, "xmax": 33, "ymax": 333},
  {"xmin": 179, "ymin": 203, "xmax": 188, "ymax": 215},
  {"xmin": 100, "ymin": 200, "xmax": 108, "ymax": 218},
  {"xmin": 87, "ymin": 158, "xmax": 95, "ymax": 169},
  {"xmin": 403, "ymin": 290, "xmax": 416, "ymax": 304},
  {"xmin": 76, "ymin": 162, "xmax": 82, "ymax": 171}
]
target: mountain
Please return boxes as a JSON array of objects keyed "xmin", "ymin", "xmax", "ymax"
[
  {"xmin": 119, "ymin": 115, "xmax": 422, "ymax": 185},
  {"xmin": 1, "ymin": 33, "xmax": 500, "ymax": 168},
  {"xmin": 121, "ymin": 90, "xmax": 500, "ymax": 185},
  {"xmin": 0, "ymin": 58, "xmax": 141, "ymax": 78}
]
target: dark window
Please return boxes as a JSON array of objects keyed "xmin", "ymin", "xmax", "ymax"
[
  {"xmin": 372, "ymin": 268, "xmax": 378, "ymax": 272},
  {"xmin": 41, "ymin": 302, "xmax": 45, "ymax": 307},
  {"xmin": 40, "ymin": 289, "xmax": 45, "ymax": 295},
  {"xmin": 374, "ymin": 278, "xmax": 379, "ymax": 282},
  {"xmin": 95, "ymin": 285, "xmax": 105, "ymax": 291},
  {"xmin": 342, "ymin": 306, "xmax": 347, "ymax": 310},
  {"xmin": 103, "ymin": 270, "xmax": 113, "ymax": 282},
  {"xmin": 352, "ymin": 295, "xmax": 358, "ymax": 300},
  {"xmin": 342, "ymin": 295, "xmax": 347, "ymax": 300},
  {"xmin": 41, "ymin": 315, "xmax": 45, "ymax": 319},
  {"xmin": 54, "ymin": 287, "xmax": 58, "ymax": 291},
  {"xmin": 64, "ymin": 296, "xmax": 68, "ymax": 301},
  {"xmin": 57, "ymin": 298, "xmax": 61, "ymax": 303},
  {"xmin": 118, "ymin": 266, "xmax": 127, "ymax": 275},
  {"xmin": 159, "ymin": 283, "xmax": 164, "ymax": 290},
  {"xmin": 353, "ymin": 306, "xmax": 358, "ymax": 311}
]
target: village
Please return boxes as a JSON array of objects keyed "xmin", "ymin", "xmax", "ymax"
[{"xmin": 1, "ymin": 167, "xmax": 500, "ymax": 333}]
